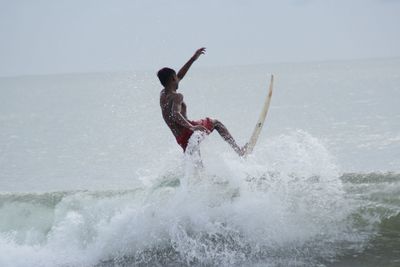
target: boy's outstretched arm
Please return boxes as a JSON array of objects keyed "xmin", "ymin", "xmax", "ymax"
[{"xmin": 177, "ymin": 47, "xmax": 206, "ymax": 80}]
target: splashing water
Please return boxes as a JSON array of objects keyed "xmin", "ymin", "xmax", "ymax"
[{"xmin": 1, "ymin": 130, "xmax": 388, "ymax": 267}]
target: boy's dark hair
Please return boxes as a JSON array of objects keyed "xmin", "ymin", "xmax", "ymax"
[{"xmin": 157, "ymin": 67, "xmax": 176, "ymax": 87}]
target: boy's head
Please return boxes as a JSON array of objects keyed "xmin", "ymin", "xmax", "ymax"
[{"xmin": 157, "ymin": 67, "xmax": 176, "ymax": 87}]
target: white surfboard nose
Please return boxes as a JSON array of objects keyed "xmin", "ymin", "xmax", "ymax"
[{"xmin": 243, "ymin": 74, "xmax": 274, "ymax": 156}]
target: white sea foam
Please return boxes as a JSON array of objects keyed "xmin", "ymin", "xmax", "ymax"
[{"xmin": 0, "ymin": 130, "xmax": 370, "ymax": 267}]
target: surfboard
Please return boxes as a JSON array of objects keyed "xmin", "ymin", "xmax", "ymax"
[{"xmin": 243, "ymin": 75, "xmax": 274, "ymax": 156}]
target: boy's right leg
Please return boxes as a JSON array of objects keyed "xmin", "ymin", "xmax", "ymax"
[{"xmin": 212, "ymin": 119, "xmax": 247, "ymax": 156}]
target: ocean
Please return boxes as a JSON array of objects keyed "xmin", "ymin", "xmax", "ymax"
[{"xmin": 0, "ymin": 58, "xmax": 399, "ymax": 266}]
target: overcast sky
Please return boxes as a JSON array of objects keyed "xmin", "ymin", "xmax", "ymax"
[{"xmin": 0, "ymin": 0, "xmax": 399, "ymax": 76}]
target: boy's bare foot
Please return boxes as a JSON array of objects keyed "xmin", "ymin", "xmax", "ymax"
[{"xmin": 238, "ymin": 143, "xmax": 249, "ymax": 157}]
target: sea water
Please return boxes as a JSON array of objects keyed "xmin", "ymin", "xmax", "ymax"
[{"xmin": 0, "ymin": 58, "xmax": 399, "ymax": 266}]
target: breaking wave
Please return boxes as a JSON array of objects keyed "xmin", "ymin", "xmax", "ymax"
[{"xmin": 1, "ymin": 131, "xmax": 399, "ymax": 267}]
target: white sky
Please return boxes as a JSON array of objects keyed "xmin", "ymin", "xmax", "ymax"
[{"xmin": 0, "ymin": 0, "xmax": 399, "ymax": 76}]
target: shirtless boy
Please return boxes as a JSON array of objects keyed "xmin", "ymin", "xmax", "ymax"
[{"xmin": 158, "ymin": 47, "xmax": 247, "ymax": 156}]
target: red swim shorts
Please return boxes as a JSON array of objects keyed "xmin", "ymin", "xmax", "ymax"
[{"xmin": 176, "ymin": 117, "xmax": 214, "ymax": 151}]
